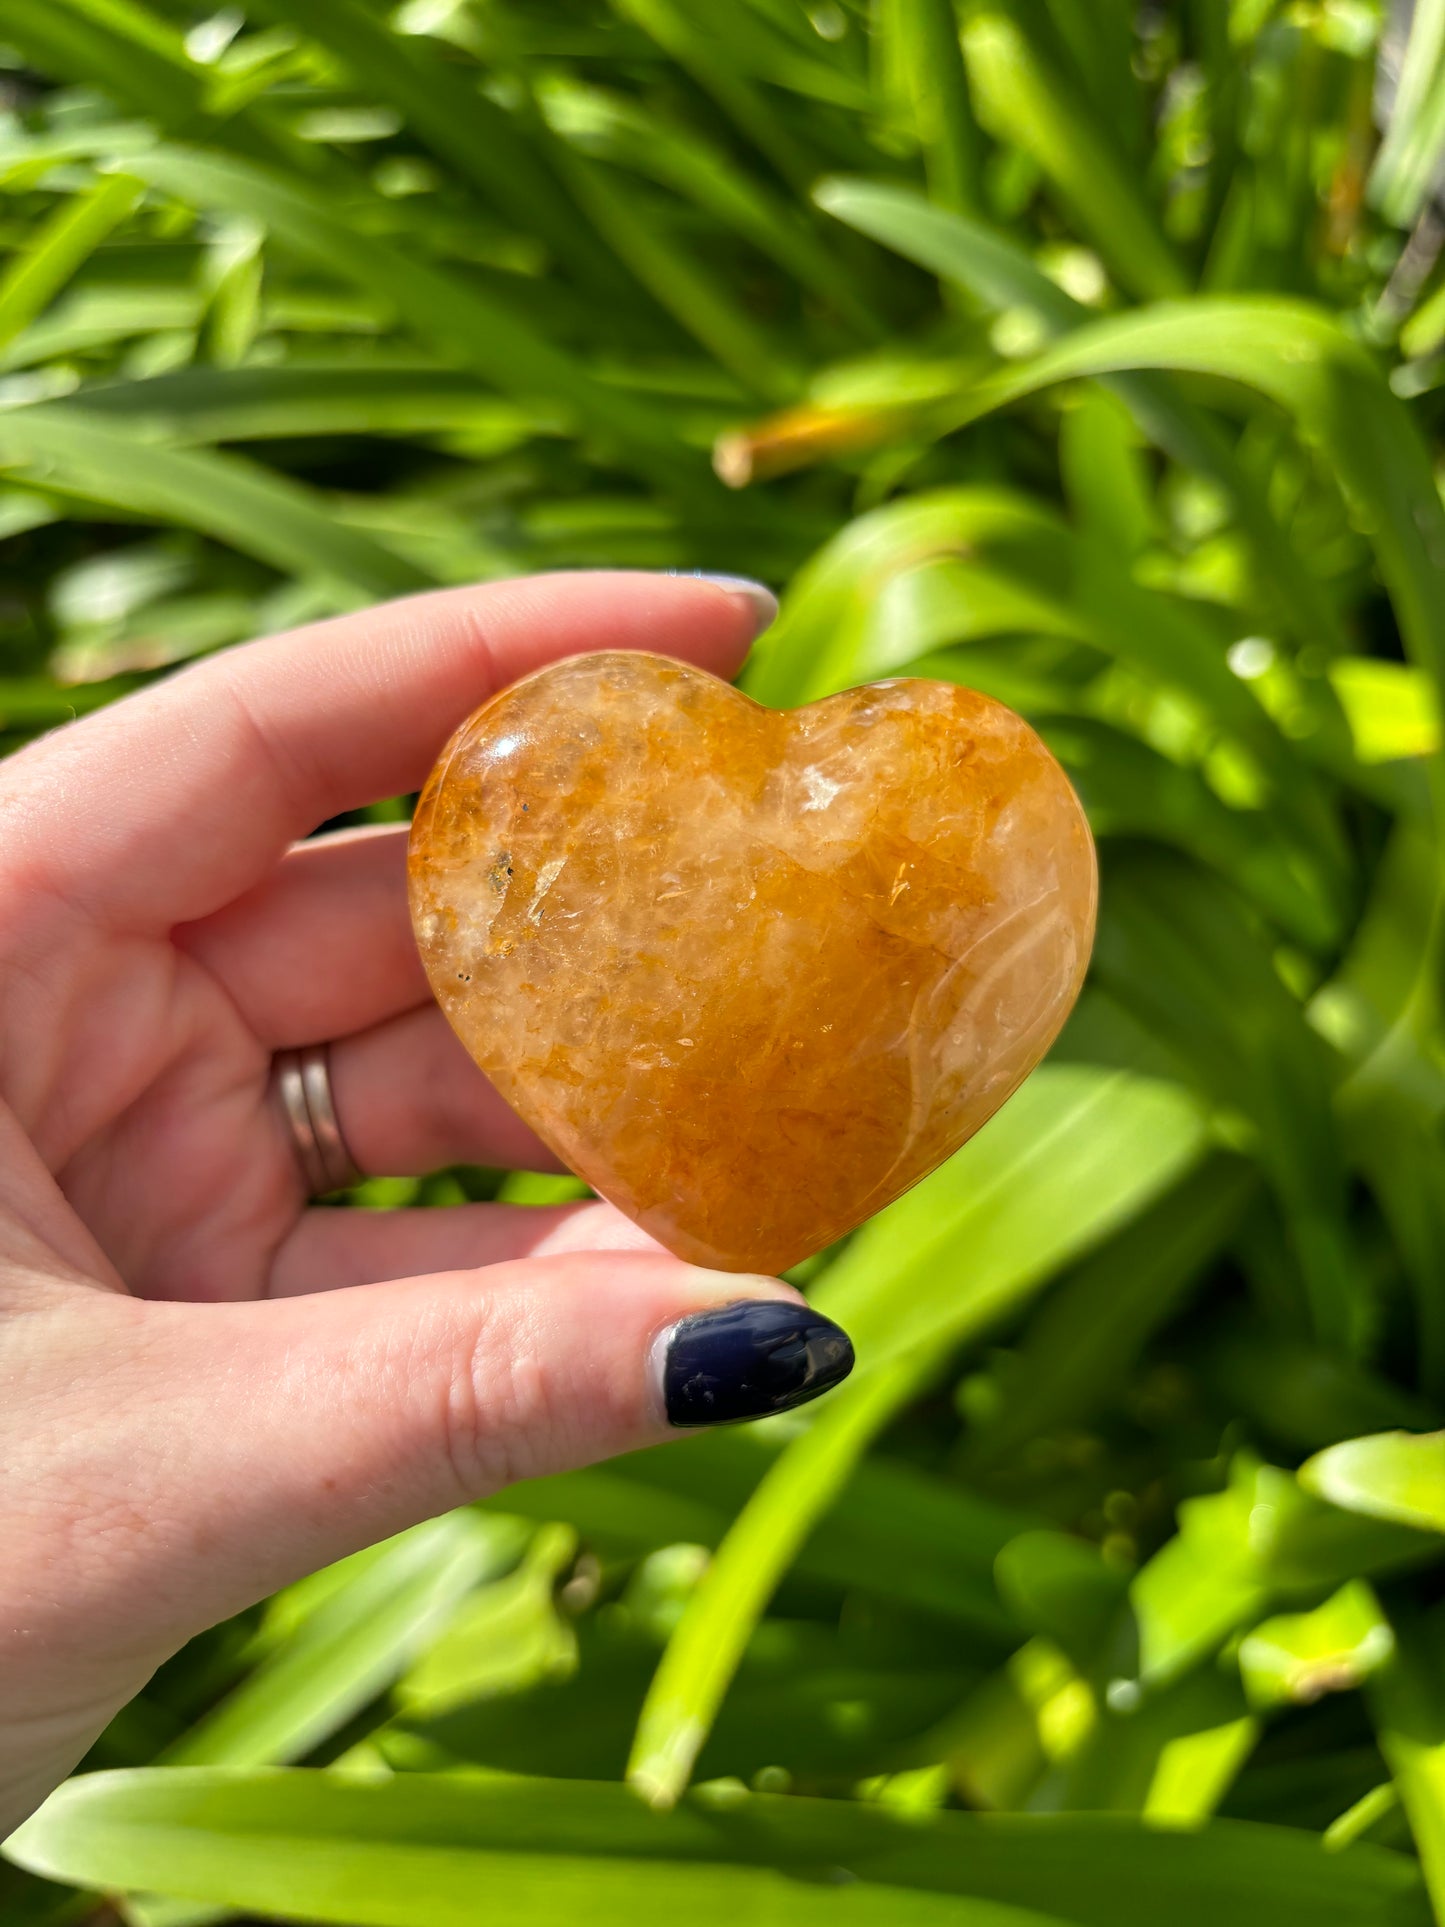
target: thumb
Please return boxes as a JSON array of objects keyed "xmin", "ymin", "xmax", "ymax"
[{"xmin": 90, "ymin": 1253, "xmax": 853, "ymax": 1647}]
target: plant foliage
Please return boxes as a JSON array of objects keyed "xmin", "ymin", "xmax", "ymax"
[{"xmin": 4, "ymin": 0, "xmax": 1445, "ymax": 1921}]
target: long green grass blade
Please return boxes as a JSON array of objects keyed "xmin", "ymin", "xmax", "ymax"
[
  {"xmin": 627, "ymin": 1067, "xmax": 1206, "ymax": 1805},
  {"xmin": 963, "ymin": 1156, "xmax": 1256, "ymax": 1471},
  {"xmin": 548, "ymin": 151, "xmax": 798, "ymax": 397},
  {"xmin": 961, "ymin": 9, "xmax": 1188, "ymax": 301},
  {"xmin": 540, "ymin": 81, "xmax": 880, "ymax": 333},
  {"xmin": 244, "ymin": 0, "xmax": 635, "ymax": 302},
  {"xmin": 160, "ymin": 1516, "xmax": 508, "ymax": 1769},
  {"xmin": 878, "ymin": 0, "xmax": 982, "ymax": 214},
  {"xmin": 70, "ymin": 365, "xmax": 555, "ymax": 444},
  {"xmin": 0, "ymin": 405, "xmax": 431, "ymax": 602},
  {"xmin": 626, "ymin": 1353, "xmax": 925, "ymax": 1807},
  {"xmin": 613, "ymin": 0, "xmax": 822, "ymax": 192},
  {"xmin": 0, "ymin": 175, "xmax": 143, "ymax": 354},
  {"xmin": 6, "ymin": 1769, "xmax": 1430, "ymax": 1927},
  {"xmin": 115, "ymin": 147, "xmax": 693, "ymax": 475},
  {"xmin": 5, "ymin": 0, "xmax": 318, "ymax": 177},
  {"xmin": 931, "ymin": 300, "xmax": 1445, "ymax": 703},
  {"xmin": 1369, "ymin": 1611, "xmax": 1445, "ymax": 1920},
  {"xmin": 813, "ymin": 178, "xmax": 1349, "ymax": 653},
  {"xmin": 1370, "ymin": 0, "xmax": 1445, "ymax": 228}
]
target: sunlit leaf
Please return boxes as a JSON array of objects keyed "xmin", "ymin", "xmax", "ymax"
[
  {"xmin": 628, "ymin": 1067, "xmax": 1207, "ymax": 1805},
  {"xmin": 115, "ymin": 146, "xmax": 694, "ymax": 476},
  {"xmin": 0, "ymin": 405, "xmax": 430, "ymax": 603},
  {"xmin": 161, "ymin": 1514, "xmax": 516, "ymax": 1768},
  {"xmin": 1368, "ymin": 1609, "xmax": 1445, "ymax": 1919},
  {"xmin": 1131, "ymin": 1455, "xmax": 1426, "ymax": 1686},
  {"xmin": 0, "ymin": 174, "xmax": 143, "ymax": 354},
  {"xmin": 1239, "ymin": 1581, "xmax": 1395, "ymax": 1711},
  {"xmin": 1302, "ymin": 1432, "xmax": 1445, "ymax": 1534},
  {"xmin": 6, "ymin": 1768, "xmax": 1432, "ymax": 1927}
]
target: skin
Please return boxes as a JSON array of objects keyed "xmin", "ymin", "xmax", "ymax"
[{"xmin": 0, "ymin": 571, "xmax": 798, "ymax": 1834}]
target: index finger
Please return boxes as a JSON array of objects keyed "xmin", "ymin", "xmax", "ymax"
[{"xmin": 2, "ymin": 571, "xmax": 773, "ymax": 928}]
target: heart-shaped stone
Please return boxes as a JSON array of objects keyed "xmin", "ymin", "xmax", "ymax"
[{"xmin": 409, "ymin": 653, "xmax": 1095, "ymax": 1274}]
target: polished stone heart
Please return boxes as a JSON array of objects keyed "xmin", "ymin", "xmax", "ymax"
[{"xmin": 409, "ymin": 653, "xmax": 1096, "ymax": 1274}]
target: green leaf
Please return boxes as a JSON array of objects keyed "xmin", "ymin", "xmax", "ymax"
[
  {"xmin": 1062, "ymin": 1667, "xmax": 1256, "ymax": 1820},
  {"xmin": 1130, "ymin": 1456, "xmax": 1427, "ymax": 1686},
  {"xmin": 1057, "ymin": 389, "xmax": 1153, "ymax": 557},
  {"xmin": 932, "ymin": 299, "xmax": 1445, "ymax": 716},
  {"xmin": 963, "ymin": 1156, "xmax": 1255, "ymax": 1472},
  {"xmin": 628, "ymin": 1066, "xmax": 1207, "ymax": 1805},
  {"xmin": 611, "ymin": 0, "xmax": 823, "ymax": 193},
  {"xmin": 2, "ymin": 284, "xmax": 204, "ymax": 372},
  {"xmin": 1199, "ymin": 1327, "xmax": 1440, "ymax": 1455},
  {"xmin": 1042, "ymin": 717, "xmax": 1336, "ymax": 946},
  {"xmin": 5, "ymin": 1769, "xmax": 1431, "ymax": 1927},
  {"xmin": 812, "ymin": 1067, "xmax": 1208, "ymax": 1367},
  {"xmin": 394, "ymin": 1522, "xmax": 577, "ymax": 1717},
  {"xmin": 1144, "ymin": 1714, "xmax": 1260, "ymax": 1827},
  {"xmin": 1369, "ymin": 1610, "xmax": 1445, "ymax": 1919},
  {"xmin": 961, "ymin": 10, "xmax": 1187, "ymax": 301},
  {"xmin": 4, "ymin": 0, "xmax": 318, "ymax": 178},
  {"xmin": 114, "ymin": 146, "xmax": 693, "ymax": 476},
  {"xmin": 244, "ymin": 0, "xmax": 634, "ymax": 303},
  {"xmin": 1401, "ymin": 275, "xmax": 1445, "ymax": 359},
  {"xmin": 626, "ymin": 1352, "xmax": 928, "ymax": 1807},
  {"xmin": 812, "ymin": 177, "xmax": 1351, "ymax": 656},
  {"xmin": 1369, "ymin": 0, "xmax": 1445, "ymax": 228},
  {"xmin": 1092, "ymin": 850, "xmax": 1360, "ymax": 1350},
  {"xmin": 539, "ymin": 79, "xmax": 880, "ymax": 333},
  {"xmin": 1239, "ymin": 1581, "xmax": 1396, "ymax": 1711},
  {"xmin": 1328, "ymin": 659, "xmax": 1440, "ymax": 765},
  {"xmin": 161, "ymin": 1514, "xmax": 512, "ymax": 1768},
  {"xmin": 506, "ymin": 1432, "xmax": 1026, "ymax": 1632},
  {"xmin": 994, "ymin": 1532, "xmax": 1130, "ymax": 1663},
  {"xmin": 546, "ymin": 148, "xmax": 798, "ymax": 398},
  {"xmin": 69, "ymin": 364, "xmax": 552, "ymax": 446},
  {"xmin": 1302, "ymin": 1432, "xmax": 1445, "ymax": 1534},
  {"xmin": 0, "ymin": 174, "xmax": 143, "ymax": 354},
  {"xmin": 407, "ymin": 1608, "xmax": 973, "ymax": 1784},
  {"xmin": 0, "ymin": 405, "xmax": 431, "ymax": 603},
  {"xmin": 876, "ymin": 0, "xmax": 982, "ymax": 214}
]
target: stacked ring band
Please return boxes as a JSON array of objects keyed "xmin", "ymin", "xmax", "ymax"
[{"xmin": 273, "ymin": 1043, "xmax": 364, "ymax": 1197}]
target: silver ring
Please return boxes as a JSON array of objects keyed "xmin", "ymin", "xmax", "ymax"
[{"xmin": 273, "ymin": 1043, "xmax": 363, "ymax": 1197}]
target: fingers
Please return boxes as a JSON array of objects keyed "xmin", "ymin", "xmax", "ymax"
[
  {"xmin": 267, "ymin": 1198, "xmax": 661, "ymax": 1295},
  {"xmin": 325, "ymin": 1001, "xmax": 560, "ymax": 1177},
  {"xmin": 175, "ymin": 824, "xmax": 425, "ymax": 1046},
  {"xmin": 3, "ymin": 571, "xmax": 772, "ymax": 930},
  {"xmin": 60, "ymin": 1253, "xmax": 847, "ymax": 1650}
]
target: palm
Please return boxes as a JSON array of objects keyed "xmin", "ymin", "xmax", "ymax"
[{"xmin": 41, "ymin": 927, "xmax": 295, "ymax": 1302}]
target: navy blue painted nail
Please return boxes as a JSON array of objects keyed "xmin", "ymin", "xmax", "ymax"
[{"xmin": 660, "ymin": 1300, "xmax": 854, "ymax": 1428}]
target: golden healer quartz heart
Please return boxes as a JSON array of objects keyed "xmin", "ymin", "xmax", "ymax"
[{"xmin": 408, "ymin": 653, "xmax": 1096, "ymax": 1274}]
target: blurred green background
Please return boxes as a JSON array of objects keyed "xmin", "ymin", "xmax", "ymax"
[{"xmin": 5, "ymin": 0, "xmax": 1445, "ymax": 1921}]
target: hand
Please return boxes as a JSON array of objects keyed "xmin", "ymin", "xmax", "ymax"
[{"xmin": 0, "ymin": 572, "xmax": 851, "ymax": 1833}]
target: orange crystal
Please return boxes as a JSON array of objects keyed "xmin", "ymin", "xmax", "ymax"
[{"xmin": 409, "ymin": 652, "xmax": 1096, "ymax": 1274}]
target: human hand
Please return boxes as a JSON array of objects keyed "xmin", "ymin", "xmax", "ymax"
[{"xmin": 0, "ymin": 572, "xmax": 853, "ymax": 1832}]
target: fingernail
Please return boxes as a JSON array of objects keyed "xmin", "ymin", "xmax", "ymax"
[
  {"xmin": 691, "ymin": 572, "xmax": 779, "ymax": 638},
  {"xmin": 657, "ymin": 1300, "xmax": 854, "ymax": 1428}
]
